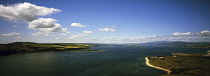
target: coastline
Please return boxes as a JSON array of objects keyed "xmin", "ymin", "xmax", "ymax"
[
  {"xmin": 0, "ymin": 42, "xmax": 104, "ymax": 56},
  {"xmin": 145, "ymin": 57, "xmax": 172, "ymax": 74},
  {"xmin": 65, "ymin": 50, "xmax": 105, "ymax": 52}
]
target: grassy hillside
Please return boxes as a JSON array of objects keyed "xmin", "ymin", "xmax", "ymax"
[
  {"xmin": 148, "ymin": 56, "xmax": 210, "ymax": 76},
  {"xmin": 0, "ymin": 42, "xmax": 100, "ymax": 56}
]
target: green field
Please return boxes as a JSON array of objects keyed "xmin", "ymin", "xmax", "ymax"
[{"xmin": 148, "ymin": 56, "xmax": 210, "ymax": 76}]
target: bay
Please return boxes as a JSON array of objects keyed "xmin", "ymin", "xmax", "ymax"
[{"xmin": 0, "ymin": 46, "xmax": 208, "ymax": 76}]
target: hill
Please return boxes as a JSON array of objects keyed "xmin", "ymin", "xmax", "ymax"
[{"xmin": 0, "ymin": 42, "xmax": 103, "ymax": 56}]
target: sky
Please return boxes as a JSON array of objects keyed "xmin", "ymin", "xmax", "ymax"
[{"xmin": 0, "ymin": 0, "xmax": 210, "ymax": 43}]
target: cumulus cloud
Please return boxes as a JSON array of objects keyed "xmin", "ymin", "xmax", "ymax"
[
  {"xmin": 68, "ymin": 34, "xmax": 89, "ymax": 39},
  {"xmin": 98, "ymin": 28, "xmax": 116, "ymax": 32},
  {"xmin": 195, "ymin": 30, "xmax": 210, "ymax": 36},
  {"xmin": 68, "ymin": 30, "xmax": 92, "ymax": 39},
  {"xmin": 0, "ymin": 2, "xmax": 69, "ymax": 34},
  {"xmin": 2, "ymin": 32, "xmax": 20, "ymax": 36},
  {"xmin": 165, "ymin": 30, "xmax": 210, "ymax": 42},
  {"xmin": 60, "ymin": 33, "xmax": 67, "ymax": 35},
  {"xmin": 71, "ymin": 23, "xmax": 87, "ymax": 27},
  {"xmin": 172, "ymin": 32, "xmax": 192, "ymax": 36},
  {"xmin": 29, "ymin": 18, "xmax": 69, "ymax": 33},
  {"xmin": 172, "ymin": 30, "xmax": 210, "ymax": 36},
  {"xmin": 29, "ymin": 18, "xmax": 56, "ymax": 28},
  {"xmin": 0, "ymin": 2, "xmax": 60, "ymax": 22},
  {"xmin": 104, "ymin": 36, "xmax": 158, "ymax": 42},
  {"xmin": 83, "ymin": 31, "xmax": 93, "ymax": 34},
  {"xmin": 32, "ymin": 32, "xmax": 49, "ymax": 36}
]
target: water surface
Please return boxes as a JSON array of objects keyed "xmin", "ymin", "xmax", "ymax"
[{"xmin": 0, "ymin": 46, "xmax": 208, "ymax": 76}]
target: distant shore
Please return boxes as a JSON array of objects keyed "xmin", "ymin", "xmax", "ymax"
[
  {"xmin": 64, "ymin": 50, "xmax": 105, "ymax": 52},
  {"xmin": 145, "ymin": 57, "xmax": 172, "ymax": 74}
]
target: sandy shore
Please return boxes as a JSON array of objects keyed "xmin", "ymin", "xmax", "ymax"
[{"xmin": 145, "ymin": 57, "xmax": 172, "ymax": 74}]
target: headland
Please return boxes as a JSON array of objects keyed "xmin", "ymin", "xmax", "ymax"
[{"xmin": 146, "ymin": 53, "xmax": 210, "ymax": 76}]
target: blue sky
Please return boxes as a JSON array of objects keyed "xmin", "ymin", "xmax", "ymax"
[{"xmin": 0, "ymin": 0, "xmax": 210, "ymax": 43}]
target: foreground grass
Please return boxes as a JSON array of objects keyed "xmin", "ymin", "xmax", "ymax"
[
  {"xmin": 0, "ymin": 42, "xmax": 102, "ymax": 56},
  {"xmin": 147, "ymin": 56, "xmax": 210, "ymax": 76}
]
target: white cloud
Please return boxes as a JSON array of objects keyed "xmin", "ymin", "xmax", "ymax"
[
  {"xmin": 29, "ymin": 18, "xmax": 57, "ymax": 28},
  {"xmin": 103, "ymin": 36, "xmax": 157, "ymax": 43},
  {"xmin": 32, "ymin": 32, "xmax": 49, "ymax": 36},
  {"xmin": 196, "ymin": 30, "xmax": 210, "ymax": 36},
  {"xmin": 71, "ymin": 23, "xmax": 87, "ymax": 27},
  {"xmin": 60, "ymin": 33, "xmax": 67, "ymax": 35},
  {"xmin": 172, "ymin": 30, "xmax": 210, "ymax": 36},
  {"xmin": 0, "ymin": 2, "xmax": 69, "ymax": 34},
  {"xmin": 110, "ymin": 26, "xmax": 117, "ymax": 28},
  {"xmin": 12, "ymin": 25, "xmax": 18, "ymax": 27},
  {"xmin": 66, "ymin": 31, "xmax": 71, "ymax": 33},
  {"xmin": 166, "ymin": 30, "xmax": 210, "ymax": 42},
  {"xmin": 68, "ymin": 34, "xmax": 89, "ymax": 39},
  {"xmin": 2, "ymin": 32, "xmax": 20, "ymax": 36},
  {"xmin": 68, "ymin": 31, "xmax": 92, "ymax": 39},
  {"xmin": 55, "ymin": 38, "xmax": 59, "ymax": 39},
  {"xmin": 101, "ymin": 35, "xmax": 208, "ymax": 43},
  {"xmin": 77, "ymin": 35, "xmax": 210, "ymax": 43},
  {"xmin": 29, "ymin": 18, "xmax": 69, "ymax": 33},
  {"xmin": 83, "ymin": 31, "xmax": 93, "ymax": 34},
  {"xmin": 98, "ymin": 28, "xmax": 116, "ymax": 32},
  {"xmin": 0, "ymin": 2, "xmax": 60, "ymax": 22},
  {"xmin": 172, "ymin": 32, "xmax": 192, "ymax": 36}
]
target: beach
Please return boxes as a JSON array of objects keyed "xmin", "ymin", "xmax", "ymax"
[
  {"xmin": 145, "ymin": 56, "xmax": 210, "ymax": 76},
  {"xmin": 145, "ymin": 57, "xmax": 172, "ymax": 74}
]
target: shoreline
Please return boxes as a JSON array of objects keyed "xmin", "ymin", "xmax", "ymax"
[
  {"xmin": 0, "ymin": 50, "xmax": 105, "ymax": 56},
  {"xmin": 64, "ymin": 50, "xmax": 105, "ymax": 52},
  {"xmin": 145, "ymin": 57, "xmax": 172, "ymax": 74}
]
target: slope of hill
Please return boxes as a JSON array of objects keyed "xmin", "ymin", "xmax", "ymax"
[{"xmin": 0, "ymin": 42, "xmax": 101, "ymax": 56}]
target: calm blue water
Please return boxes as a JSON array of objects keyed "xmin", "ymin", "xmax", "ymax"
[{"xmin": 0, "ymin": 46, "xmax": 209, "ymax": 76}]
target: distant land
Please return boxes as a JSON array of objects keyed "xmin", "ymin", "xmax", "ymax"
[
  {"xmin": 146, "ymin": 55, "xmax": 210, "ymax": 76},
  {"xmin": 142, "ymin": 41, "xmax": 210, "ymax": 76},
  {"xmin": 0, "ymin": 42, "xmax": 108, "ymax": 56},
  {"xmin": 1, "ymin": 41, "xmax": 210, "ymax": 56},
  {"xmin": 125, "ymin": 41, "xmax": 210, "ymax": 48}
]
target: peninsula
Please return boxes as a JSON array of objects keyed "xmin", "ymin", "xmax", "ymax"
[
  {"xmin": 146, "ymin": 53, "xmax": 210, "ymax": 76},
  {"xmin": 0, "ymin": 42, "xmax": 103, "ymax": 56}
]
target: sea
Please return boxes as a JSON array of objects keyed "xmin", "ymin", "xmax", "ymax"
[{"xmin": 0, "ymin": 46, "xmax": 209, "ymax": 76}]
